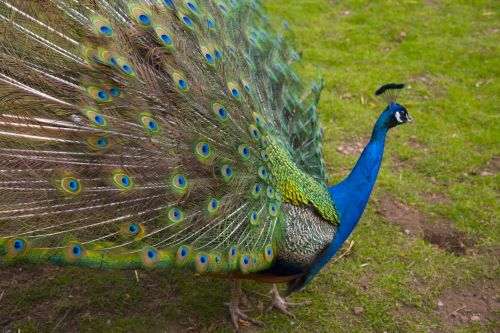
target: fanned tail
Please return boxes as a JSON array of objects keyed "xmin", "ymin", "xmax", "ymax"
[{"xmin": 0, "ymin": 0, "xmax": 330, "ymax": 274}]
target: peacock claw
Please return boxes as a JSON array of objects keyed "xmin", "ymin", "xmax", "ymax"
[
  {"xmin": 225, "ymin": 302, "xmax": 265, "ymax": 330},
  {"xmin": 227, "ymin": 281, "xmax": 264, "ymax": 332},
  {"xmin": 265, "ymin": 284, "xmax": 312, "ymax": 318}
]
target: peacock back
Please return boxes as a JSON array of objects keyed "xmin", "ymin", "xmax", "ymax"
[{"xmin": 0, "ymin": 0, "xmax": 339, "ymax": 275}]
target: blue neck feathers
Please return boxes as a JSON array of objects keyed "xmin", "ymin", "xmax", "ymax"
[
  {"xmin": 326, "ymin": 120, "xmax": 387, "ymax": 258},
  {"xmin": 293, "ymin": 111, "xmax": 392, "ymax": 291}
]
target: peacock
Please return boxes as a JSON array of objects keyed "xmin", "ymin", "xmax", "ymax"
[{"xmin": 0, "ymin": 0, "xmax": 413, "ymax": 330}]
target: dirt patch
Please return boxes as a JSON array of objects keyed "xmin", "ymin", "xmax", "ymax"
[
  {"xmin": 420, "ymin": 190, "xmax": 452, "ymax": 205},
  {"xmin": 435, "ymin": 280, "xmax": 499, "ymax": 329},
  {"xmin": 408, "ymin": 135, "xmax": 425, "ymax": 149},
  {"xmin": 391, "ymin": 155, "xmax": 416, "ymax": 173},
  {"xmin": 357, "ymin": 273, "xmax": 372, "ymax": 292},
  {"xmin": 424, "ymin": 0, "xmax": 443, "ymax": 6},
  {"xmin": 375, "ymin": 194, "xmax": 472, "ymax": 255},
  {"xmin": 474, "ymin": 156, "xmax": 500, "ymax": 177},
  {"xmin": 407, "ymin": 74, "xmax": 448, "ymax": 99},
  {"xmin": 336, "ymin": 139, "xmax": 368, "ymax": 156},
  {"xmin": 483, "ymin": 28, "xmax": 500, "ymax": 35}
]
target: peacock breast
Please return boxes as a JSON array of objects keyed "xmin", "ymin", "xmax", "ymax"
[{"xmin": 276, "ymin": 203, "xmax": 337, "ymax": 269}]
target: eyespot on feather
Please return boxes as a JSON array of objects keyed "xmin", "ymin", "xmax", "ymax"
[
  {"xmin": 121, "ymin": 223, "xmax": 145, "ymax": 239},
  {"xmin": 112, "ymin": 172, "xmax": 133, "ymax": 191},
  {"xmin": 258, "ymin": 166, "xmax": 268, "ymax": 180},
  {"xmin": 154, "ymin": 26, "xmax": 174, "ymax": 49},
  {"xmin": 252, "ymin": 112, "xmax": 264, "ymax": 127},
  {"xmin": 238, "ymin": 144, "xmax": 250, "ymax": 160},
  {"xmin": 91, "ymin": 16, "xmax": 114, "ymax": 37},
  {"xmin": 108, "ymin": 86, "xmax": 121, "ymax": 97},
  {"xmin": 140, "ymin": 114, "xmax": 160, "ymax": 133},
  {"xmin": 251, "ymin": 183, "xmax": 261, "ymax": 198},
  {"xmin": 249, "ymin": 211, "xmax": 259, "ymax": 226},
  {"xmin": 201, "ymin": 46, "xmax": 215, "ymax": 65},
  {"xmin": 241, "ymin": 80, "xmax": 252, "ymax": 94},
  {"xmin": 264, "ymin": 245, "xmax": 274, "ymax": 262},
  {"xmin": 60, "ymin": 176, "xmax": 82, "ymax": 195},
  {"xmin": 207, "ymin": 198, "xmax": 219, "ymax": 215},
  {"xmin": 248, "ymin": 124, "xmax": 260, "ymax": 140},
  {"xmin": 205, "ymin": 16, "xmax": 216, "ymax": 30},
  {"xmin": 86, "ymin": 87, "xmax": 111, "ymax": 103},
  {"xmin": 87, "ymin": 136, "xmax": 111, "ymax": 151},
  {"xmin": 129, "ymin": 4, "xmax": 152, "ymax": 27},
  {"xmin": 142, "ymin": 247, "xmax": 160, "ymax": 267},
  {"xmin": 178, "ymin": 12, "xmax": 194, "ymax": 29},
  {"xmin": 167, "ymin": 207, "xmax": 184, "ymax": 223},
  {"xmin": 239, "ymin": 254, "xmax": 252, "ymax": 273},
  {"xmin": 268, "ymin": 202, "xmax": 278, "ymax": 217},
  {"xmin": 252, "ymin": 255, "xmax": 260, "ymax": 271},
  {"xmin": 83, "ymin": 108, "xmax": 108, "ymax": 127},
  {"xmin": 65, "ymin": 242, "xmax": 85, "ymax": 262},
  {"xmin": 227, "ymin": 245, "xmax": 238, "ymax": 261},
  {"xmin": 171, "ymin": 173, "xmax": 188, "ymax": 193},
  {"xmin": 227, "ymin": 82, "xmax": 240, "ymax": 99},
  {"xmin": 6, "ymin": 238, "xmax": 28, "ymax": 258},
  {"xmin": 195, "ymin": 141, "xmax": 211, "ymax": 159},
  {"xmin": 266, "ymin": 186, "xmax": 274, "ymax": 199},
  {"xmin": 195, "ymin": 253, "xmax": 210, "ymax": 273},
  {"xmin": 114, "ymin": 57, "xmax": 136, "ymax": 76},
  {"xmin": 185, "ymin": 0, "xmax": 199, "ymax": 14},
  {"xmin": 162, "ymin": 0, "xmax": 175, "ymax": 9},
  {"xmin": 211, "ymin": 254, "xmax": 223, "ymax": 272},
  {"xmin": 211, "ymin": 102, "xmax": 228, "ymax": 121},
  {"xmin": 246, "ymin": 31, "xmax": 260, "ymax": 48},
  {"xmin": 214, "ymin": 48, "xmax": 223, "ymax": 60},
  {"xmin": 220, "ymin": 164, "xmax": 233, "ymax": 181},
  {"xmin": 172, "ymin": 72, "xmax": 189, "ymax": 92},
  {"xmin": 218, "ymin": 2, "xmax": 228, "ymax": 14},
  {"xmin": 176, "ymin": 245, "xmax": 191, "ymax": 266}
]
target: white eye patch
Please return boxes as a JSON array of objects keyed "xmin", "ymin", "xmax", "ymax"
[{"xmin": 395, "ymin": 111, "xmax": 403, "ymax": 123}]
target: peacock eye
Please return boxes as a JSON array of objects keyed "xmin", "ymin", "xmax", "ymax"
[{"xmin": 395, "ymin": 111, "xmax": 403, "ymax": 123}]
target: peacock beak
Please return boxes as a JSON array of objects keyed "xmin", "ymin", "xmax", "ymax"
[{"xmin": 406, "ymin": 113, "xmax": 413, "ymax": 123}]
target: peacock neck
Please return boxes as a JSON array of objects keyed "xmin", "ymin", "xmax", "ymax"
[
  {"xmin": 296, "ymin": 117, "xmax": 388, "ymax": 289},
  {"xmin": 327, "ymin": 121, "xmax": 388, "ymax": 255}
]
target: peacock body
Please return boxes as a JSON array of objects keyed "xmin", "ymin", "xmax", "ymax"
[{"xmin": 0, "ymin": 0, "xmax": 412, "ymax": 329}]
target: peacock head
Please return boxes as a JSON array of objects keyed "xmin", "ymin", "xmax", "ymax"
[
  {"xmin": 375, "ymin": 83, "xmax": 412, "ymax": 129},
  {"xmin": 382, "ymin": 102, "xmax": 413, "ymax": 128}
]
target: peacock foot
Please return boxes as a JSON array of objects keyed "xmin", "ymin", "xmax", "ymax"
[
  {"xmin": 225, "ymin": 280, "xmax": 264, "ymax": 332},
  {"xmin": 265, "ymin": 284, "xmax": 312, "ymax": 318}
]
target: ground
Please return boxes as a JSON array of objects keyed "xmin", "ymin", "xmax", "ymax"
[{"xmin": 0, "ymin": 0, "xmax": 499, "ymax": 332}]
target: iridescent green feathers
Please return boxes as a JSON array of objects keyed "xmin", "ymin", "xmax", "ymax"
[{"xmin": 0, "ymin": 0, "xmax": 333, "ymax": 274}]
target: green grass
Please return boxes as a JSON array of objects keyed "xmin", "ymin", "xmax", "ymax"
[{"xmin": 1, "ymin": 0, "xmax": 499, "ymax": 332}]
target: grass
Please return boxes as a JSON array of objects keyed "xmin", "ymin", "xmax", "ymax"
[{"xmin": 1, "ymin": 0, "xmax": 499, "ymax": 332}]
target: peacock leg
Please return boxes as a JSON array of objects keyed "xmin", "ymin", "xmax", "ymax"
[
  {"xmin": 224, "ymin": 280, "xmax": 264, "ymax": 331},
  {"xmin": 265, "ymin": 284, "xmax": 312, "ymax": 318}
]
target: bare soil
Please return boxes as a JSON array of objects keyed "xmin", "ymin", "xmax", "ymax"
[
  {"xmin": 336, "ymin": 141, "xmax": 365, "ymax": 155},
  {"xmin": 474, "ymin": 156, "xmax": 500, "ymax": 177},
  {"xmin": 375, "ymin": 194, "xmax": 472, "ymax": 255},
  {"xmin": 435, "ymin": 279, "xmax": 499, "ymax": 330},
  {"xmin": 420, "ymin": 190, "xmax": 452, "ymax": 205}
]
